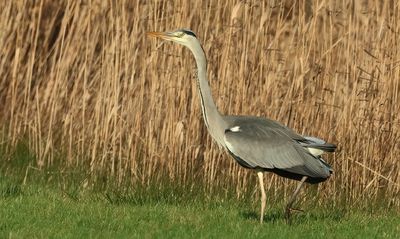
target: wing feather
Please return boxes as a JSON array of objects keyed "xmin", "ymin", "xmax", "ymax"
[{"xmin": 224, "ymin": 122, "xmax": 331, "ymax": 178}]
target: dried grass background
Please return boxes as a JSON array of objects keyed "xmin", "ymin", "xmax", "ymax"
[{"xmin": 0, "ymin": 0, "xmax": 399, "ymax": 207}]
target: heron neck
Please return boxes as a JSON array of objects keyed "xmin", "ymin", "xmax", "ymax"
[{"xmin": 189, "ymin": 43, "xmax": 225, "ymax": 145}]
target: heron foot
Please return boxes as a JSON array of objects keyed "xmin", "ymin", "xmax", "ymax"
[{"xmin": 284, "ymin": 207, "xmax": 304, "ymax": 224}]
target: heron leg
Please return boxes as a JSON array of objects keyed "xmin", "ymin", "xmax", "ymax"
[
  {"xmin": 257, "ymin": 171, "xmax": 266, "ymax": 223},
  {"xmin": 285, "ymin": 176, "xmax": 307, "ymax": 224}
]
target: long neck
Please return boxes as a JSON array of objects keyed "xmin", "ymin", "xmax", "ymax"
[{"xmin": 188, "ymin": 42, "xmax": 226, "ymax": 146}]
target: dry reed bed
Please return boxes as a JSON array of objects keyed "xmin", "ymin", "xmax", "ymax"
[{"xmin": 0, "ymin": 0, "xmax": 399, "ymax": 206}]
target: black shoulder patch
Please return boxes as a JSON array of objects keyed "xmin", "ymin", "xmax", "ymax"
[{"xmin": 181, "ymin": 29, "xmax": 197, "ymax": 38}]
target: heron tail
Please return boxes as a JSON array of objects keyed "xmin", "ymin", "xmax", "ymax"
[{"xmin": 302, "ymin": 136, "xmax": 337, "ymax": 152}]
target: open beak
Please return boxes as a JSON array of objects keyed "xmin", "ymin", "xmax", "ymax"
[{"xmin": 147, "ymin": 31, "xmax": 174, "ymax": 41}]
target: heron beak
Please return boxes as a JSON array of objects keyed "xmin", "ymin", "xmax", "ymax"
[{"xmin": 147, "ymin": 31, "xmax": 175, "ymax": 41}]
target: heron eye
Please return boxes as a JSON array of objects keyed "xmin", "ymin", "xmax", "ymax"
[{"xmin": 177, "ymin": 32, "xmax": 185, "ymax": 38}]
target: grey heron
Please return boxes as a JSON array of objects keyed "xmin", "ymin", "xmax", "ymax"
[{"xmin": 147, "ymin": 29, "xmax": 336, "ymax": 223}]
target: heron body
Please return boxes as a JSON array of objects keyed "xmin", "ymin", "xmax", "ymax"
[
  {"xmin": 148, "ymin": 29, "xmax": 336, "ymax": 223},
  {"xmin": 223, "ymin": 116, "xmax": 334, "ymax": 183}
]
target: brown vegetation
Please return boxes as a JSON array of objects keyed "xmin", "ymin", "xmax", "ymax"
[{"xmin": 0, "ymin": 0, "xmax": 399, "ymax": 207}]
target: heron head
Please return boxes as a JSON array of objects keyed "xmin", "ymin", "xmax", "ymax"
[{"xmin": 147, "ymin": 29, "xmax": 198, "ymax": 46}]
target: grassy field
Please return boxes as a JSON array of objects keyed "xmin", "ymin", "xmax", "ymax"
[
  {"xmin": 1, "ymin": 150, "xmax": 399, "ymax": 238},
  {"xmin": 1, "ymin": 179, "xmax": 399, "ymax": 239}
]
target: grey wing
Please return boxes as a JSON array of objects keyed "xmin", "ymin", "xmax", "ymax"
[{"xmin": 223, "ymin": 123, "xmax": 331, "ymax": 178}]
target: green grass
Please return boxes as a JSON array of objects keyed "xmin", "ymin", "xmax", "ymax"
[
  {"xmin": 1, "ymin": 181, "xmax": 399, "ymax": 239},
  {"xmin": 0, "ymin": 145, "xmax": 399, "ymax": 238}
]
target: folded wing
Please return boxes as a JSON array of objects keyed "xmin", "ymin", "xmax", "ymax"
[{"xmin": 223, "ymin": 122, "xmax": 332, "ymax": 179}]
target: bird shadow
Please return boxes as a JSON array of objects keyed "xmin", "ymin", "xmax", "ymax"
[
  {"xmin": 240, "ymin": 209, "xmax": 346, "ymax": 224},
  {"xmin": 240, "ymin": 210, "xmax": 281, "ymax": 223}
]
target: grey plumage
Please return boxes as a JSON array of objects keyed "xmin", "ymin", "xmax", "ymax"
[
  {"xmin": 148, "ymin": 29, "xmax": 337, "ymax": 223},
  {"xmin": 223, "ymin": 116, "xmax": 334, "ymax": 183}
]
